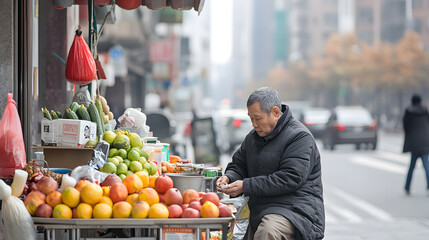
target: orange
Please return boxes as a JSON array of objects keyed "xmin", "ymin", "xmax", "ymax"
[
  {"xmin": 138, "ymin": 188, "xmax": 159, "ymax": 206},
  {"xmin": 93, "ymin": 203, "xmax": 112, "ymax": 219},
  {"xmin": 62, "ymin": 187, "xmax": 80, "ymax": 208},
  {"xmin": 112, "ymin": 201, "xmax": 132, "ymax": 218},
  {"xmin": 76, "ymin": 203, "xmax": 93, "ymax": 219},
  {"xmin": 52, "ymin": 204, "xmax": 72, "ymax": 218},
  {"xmin": 200, "ymin": 201, "xmax": 219, "ymax": 218},
  {"xmin": 99, "ymin": 196, "xmax": 113, "ymax": 208},
  {"xmin": 75, "ymin": 180, "xmax": 91, "ymax": 192},
  {"xmin": 148, "ymin": 175, "xmax": 157, "ymax": 188},
  {"xmin": 135, "ymin": 171, "xmax": 150, "ymax": 188},
  {"xmin": 46, "ymin": 191, "xmax": 62, "ymax": 208},
  {"xmin": 131, "ymin": 201, "xmax": 150, "ymax": 218},
  {"xmin": 81, "ymin": 183, "xmax": 103, "ymax": 205},
  {"xmin": 126, "ymin": 193, "xmax": 139, "ymax": 206},
  {"xmin": 102, "ymin": 186, "xmax": 111, "ymax": 197},
  {"xmin": 148, "ymin": 203, "xmax": 169, "ymax": 218}
]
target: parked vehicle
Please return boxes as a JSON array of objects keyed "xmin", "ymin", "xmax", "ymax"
[
  {"xmin": 213, "ymin": 108, "xmax": 253, "ymax": 154},
  {"xmin": 300, "ymin": 108, "xmax": 331, "ymax": 139},
  {"xmin": 322, "ymin": 106, "xmax": 377, "ymax": 150}
]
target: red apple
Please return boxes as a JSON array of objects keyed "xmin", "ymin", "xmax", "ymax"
[
  {"xmin": 168, "ymin": 204, "xmax": 183, "ymax": 218},
  {"xmin": 37, "ymin": 176, "xmax": 58, "ymax": 195},
  {"xmin": 100, "ymin": 174, "xmax": 122, "ymax": 187},
  {"xmin": 164, "ymin": 188, "xmax": 183, "ymax": 206},
  {"xmin": 154, "ymin": 175, "xmax": 174, "ymax": 194},
  {"xmin": 35, "ymin": 203, "xmax": 53, "ymax": 218},
  {"xmin": 218, "ymin": 203, "xmax": 233, "ymax": 217},
  {"xmin": 200, "ymin": 192, "xmax": 219, "ymax": 206},
  {"xmin": 182, "ymin": 189, "xmax": 200, "ymax": 204},
  {"xmin": 182, "ymin": 207, "xmax": 200, "ymax": 218},
  {"xmin": 188, "ymin": 201, "xmax": 202, "ymax": 212}
]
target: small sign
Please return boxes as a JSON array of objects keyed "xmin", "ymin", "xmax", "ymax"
[
  {"xmin": 150, "ymin": 41, "xmax": 174, "ymax": 63},
  {"xmin": 162, "ymin": 227, "xmax": 195, "ymax": 240}
]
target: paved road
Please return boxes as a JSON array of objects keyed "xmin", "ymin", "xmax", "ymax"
[{"xmin": 321, "ymin": 131, "xmax": 429, "ymax": 239}]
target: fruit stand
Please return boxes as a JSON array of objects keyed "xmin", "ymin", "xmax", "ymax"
[
  {"xmin": 33, "ymin": 217, "xmax": 234, "ymax": 240},
  {"xmin": 0, "ymin": 19, "xmax": 235, "ymax": 239}
]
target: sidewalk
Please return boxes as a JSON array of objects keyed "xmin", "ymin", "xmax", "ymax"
[{"xmin": 325, "ymin": 218, "xmax": 429, "ymax": 240}]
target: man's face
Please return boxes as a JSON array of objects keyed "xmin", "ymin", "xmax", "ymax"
[{"xmin": 247, "ymin": 102, "xmax": 281, "ymax": 137}]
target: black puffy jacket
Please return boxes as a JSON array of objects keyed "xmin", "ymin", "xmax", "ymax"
[
  {"xmin": 225, "ymin": 105, "xmax": 325, "ymax": 240},
  {"xmin": 402, "ymin": 104, "xmax": 429, "ymax": 153}
]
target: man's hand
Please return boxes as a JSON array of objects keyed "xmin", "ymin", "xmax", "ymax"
[
  {"xmin": 221, "ymin": 180, "xmax": 243, "ymax": 197},
  {"xmin": 216, "ymin": 176, "xmax": 230, "ymax": 189}
]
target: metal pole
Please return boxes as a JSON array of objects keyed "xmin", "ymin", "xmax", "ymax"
[{"xmin": 87, "ymin": 0, "xmax": 95, "ymax": 97}]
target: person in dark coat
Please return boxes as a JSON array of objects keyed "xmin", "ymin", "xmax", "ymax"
[
  {"xmin": 402, "ymin": 94, "xmax": 429, "ymax": 195},
  {"xmin": 216, "ymin": 87, "xmax": 325, "ymax": 240}
]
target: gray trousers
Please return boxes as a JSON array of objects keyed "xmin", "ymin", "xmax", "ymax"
[{"xmin": 247, "ymin": 214, "xmax": 296, "ymax": 240}]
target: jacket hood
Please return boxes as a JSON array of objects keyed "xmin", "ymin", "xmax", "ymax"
[{"xmin": 406, "ymin": 105, "xmax": 428, "ymax": 115}]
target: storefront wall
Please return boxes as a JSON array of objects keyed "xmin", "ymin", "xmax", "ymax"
[{"xmin": 0, "ymin": 0, "xmax": 15, "ymax": 114}]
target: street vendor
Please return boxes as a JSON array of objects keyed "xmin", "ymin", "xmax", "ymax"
[{"xmin": 216, "ymin": 87, "xmax": 325, "ymax": 240}]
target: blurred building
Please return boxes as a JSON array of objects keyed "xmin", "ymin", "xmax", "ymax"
[
  {"xmin": 289, "ymin": 0, "xmax": 338, "ymax": 60},
  {"xmin": 354, "ymin": 0, "xmax": 429, "ymax": 49},
  {"xmin": 287, "ymin": 0, "xmax": 429, "ymax": 61}
]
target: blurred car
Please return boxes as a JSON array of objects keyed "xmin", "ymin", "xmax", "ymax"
[
  {"xmin": 213, "ymin": 108, "xmax": 253, "ymax": 154},
  {"xmin": 300, "ymin": 108, "xmax": 331, "ymax": 139},
  {"xmin": 284, "ymin": 101, "xmax": 311, "ymax": 119},
  {"xmin": 322, "ymin": 106, "xmax": 377, "ymax": 150}
]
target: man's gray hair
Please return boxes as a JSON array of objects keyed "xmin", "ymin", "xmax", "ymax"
[{"xmin": 247, "ymin": 87, "xmax": 282, "ymax": 114}]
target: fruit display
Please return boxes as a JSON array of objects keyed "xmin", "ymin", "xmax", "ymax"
[
  {"xmin": 22, "ymin": 172, "xmax": 232, "ymax": 219},
  {"xmin": 100, "ymin": 130, "xmax": 158, "ymax": 179}
]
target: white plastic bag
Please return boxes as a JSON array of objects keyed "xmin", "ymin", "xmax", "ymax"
[
  {"xmin": 118, "ymin": 108, "xmax": 150, "ymax": 138},
  {"xmin": 118, "ymin": 108, "xmax": 147, "ymax": 128},
  {"xmin": 222, "ymin": 195, "xmax": 249, "ymax": 240},
  {"xmin": 0, "ymin": 170, "xmax": 36, "ymax": 240}
]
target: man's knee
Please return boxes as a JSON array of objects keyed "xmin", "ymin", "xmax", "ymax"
[{"xmin": 254, "ymin": 214, "xmax": 295, "ymax": 240}]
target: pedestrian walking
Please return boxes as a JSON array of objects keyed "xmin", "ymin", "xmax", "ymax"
[{"xmin": 402, "ymin": 94, "xmax": 429, "ymax": 195}]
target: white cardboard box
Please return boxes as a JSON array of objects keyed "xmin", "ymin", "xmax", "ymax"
[
  {"xmin": 41, "ymin": 118, "xmax": 57, "ymax": 146},
  {"xmin": 55, "ymin": 119, "xmax": 97, "ymax": 147}
]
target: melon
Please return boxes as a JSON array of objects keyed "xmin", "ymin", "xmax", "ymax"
[{"xmin": 112, "ymin": 134, "xmax": 130, "ymax": 150}]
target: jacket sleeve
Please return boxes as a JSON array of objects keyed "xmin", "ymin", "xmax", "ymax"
[
  {"xmin": 224, "ymin": 140, "xmax": 248, "ymax": 183},
  {"xmin": 243, "ymin": 131, "xmax": 315, "ymax": 197}
]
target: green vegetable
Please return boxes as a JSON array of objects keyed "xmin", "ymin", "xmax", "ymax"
[{"xmin": 65, "ymin": 108, "xmax": 79, "ymax": 120}]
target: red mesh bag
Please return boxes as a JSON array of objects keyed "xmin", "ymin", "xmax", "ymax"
[
  {"xmin": 0, "ymin": 94, "xmax": 26, "ymax": 179},
  {"xmin": 65, "ymin": 26, "xmax": 97, "ymax": 85},
  {"xmin": 117, "ymin": 0, "xmax": 142, "ymax": 10}
]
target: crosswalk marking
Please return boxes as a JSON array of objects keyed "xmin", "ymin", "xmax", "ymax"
[
  {"xmin": 375, "ymin": 150, "xmax": 409, "ymax": 164},
  {"xmin": 351, "ymin": 155, "xmax": 405, "ymax": 174},
  {"xmin": 330, "ymin": 187, "xmax": 393, "ymax": 222},
  {"xmin": 328, "ymin": 205, "xmax": 362, "ymax": 223}
]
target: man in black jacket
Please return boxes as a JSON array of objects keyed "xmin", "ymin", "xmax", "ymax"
[
  {"xmin": 402, "ymin": 94, "xmax": 429, "ymax": 195},
  {"xmin": 217, "ymin": 87, "xmax": 325, "ymax": 240}
]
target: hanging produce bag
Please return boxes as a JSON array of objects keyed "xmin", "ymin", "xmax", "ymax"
[
  {"xmin": 65, "ymin": 26, "xmax": 97, "ymax": 85},
  {"xmin": 117, "ymin": 0, "xmax": 142, "ymax": 10},
  {"xmin": 0, "ymin": 93, "xmax": 26, "ymax": 179}
]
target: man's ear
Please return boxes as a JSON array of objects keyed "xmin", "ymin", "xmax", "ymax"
[{"xmin": 272, "ymin": 106, "xmax": 281, "ymax": 118}]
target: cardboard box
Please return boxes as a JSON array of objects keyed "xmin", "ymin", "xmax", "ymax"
[
  {"xmin": 55, "ymin": 119, "xmax": 97, "ymax": 147},
  {"xmin": 41, "ymin": 119, "xmax": 57, "ymax": 146},
  {"xmin": 32, "ymin": 146, "xmax": 94, "ymax": 169}
]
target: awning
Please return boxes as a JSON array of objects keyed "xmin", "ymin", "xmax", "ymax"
[{"xmin": 53, "ymin": 0, "xmax": 205, "ymax": 13}]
